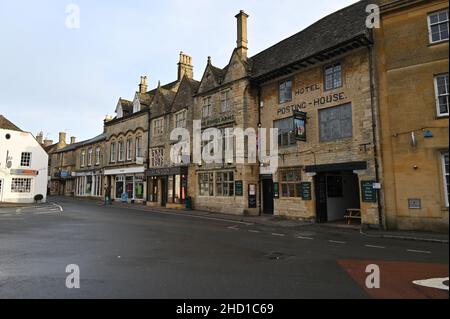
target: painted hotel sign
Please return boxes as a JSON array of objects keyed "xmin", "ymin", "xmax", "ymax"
[{"xmin": 277, "ymin": 83, "xmax": 348, "ymax": 116}]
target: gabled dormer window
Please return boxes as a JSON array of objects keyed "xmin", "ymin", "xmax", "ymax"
[
  {"xmin": 133, "ymin": 97, "xmax": 141, "ymax": 113},
  {"xmin": 116, "ymin": 101, "xmax": 123, "ymax": 119}
]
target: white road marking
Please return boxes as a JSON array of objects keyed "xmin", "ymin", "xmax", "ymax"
[
  {"xmin": 329, "ymin": 240, "xmax": 346, "ymax": 244},
  {"xmin": 296, "ymin": 236, "xmax": 314, "ymax": 240},
  {"xmin": 228, "ymin": 226, "xmax": 239, "ymax": 231},
  {"xmin": 413, "ymin": 277, "xmax": 449, "ymax": 291},
  {"xmin": 51, "ymin": 203, "xmax": 64, "ymax": 213},
  {"xmin": 407, "ymin": 249, "xmax": 432, "ymax": 254},
  {"xmin": 248, "ymin": 230, "xmax": 260, "ymax": 233},
  {"xmin": 271, "ymin": 233, "xmax": 286, "ymax": 237},
  {"xmin": 365, "ymin": 245, "xmax": 386, "ymax": 249}
]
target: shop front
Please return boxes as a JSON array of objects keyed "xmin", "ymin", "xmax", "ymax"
[
  {"xmin": 145, "ymin": 166, "xmax": 189, "ymax": 209},
  {"xmin": 75, "ymin": 170, "xmax": 104, "ymax": 198},
  {"xmin": 104, "ymin": 166, "xmax": 146, "ymax": 203}
]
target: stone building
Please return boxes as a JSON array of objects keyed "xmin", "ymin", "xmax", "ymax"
[
  {"xmin": 374, "ymin": 0, "xmax": 449, "ymax": 232},
  {"xmin": 103, "ymin": 80, "xmax": 150, "ymax": 204},
  {"xmin": 49, "ymin": 133, "xmax": 79, "ymax": 196},
  {"xmin": 146, "ymin": 52, "xmax": 199, "ymax": 209},
  {"xmin": 191, "ymin": 11, "xmax": 261, "ymax": 215},
  {"xmin": 73, "ymin": 133, "xmax": 107, "ymax": 199},
  {"xmin": 253, "ymin": 0, "xmax": 380, "ymax": 226}
]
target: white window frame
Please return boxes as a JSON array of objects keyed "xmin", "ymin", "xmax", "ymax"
[
  {"xmin": 221, "ymin": 90, "xmax": 232, "ymax": 113},
  {"xmin": 175, "ymin": 110, "xmax": 187, "ymax": 128},
  {"xmin": 428, "ymin": 9, "xmax": 449, "ymax": 44},
  {"xmin": 324, "ymin": 63, "xmax": 342, "ymax": 91},
  {"xmin": 135, "ymin": 137, "xmax": 142, "ymax": 158},
  {"xmin": 110, "ymin": 142, "xmax": 116, "ymax": 163},
  {"xmin": 442, "ymin": 151, "xmax": 449, "ymax": 207},
  {"xmin": 11, "ymin": 178, "xmax": 32, "ymax": 193},
  {"xmin": 87, "ymin": 148, "xmax": 93, "ymax": 166},
  {"xmin": 153, "ymin": 118, "xmax": 164, "ymax": 136},
  {"xmin": 95, "ymin": 147, "xmax": 101, "ymax": 165},
  {"xmin": 81, "ymin": 150, "xmax": 86, "ymax": 167},
  {"xmin": 434, "ymin": 73, "xmax": 449, "ymax": 117},
  {"xmin": 118, "ymin": 140, "xmax": 125, "ymax": 162},
  {"xmin": 20, "ymin": 152, "xmax": 32, "ymax": 167},
  {"xmin": 202, "ymin": 97, "xmax": 212, "ymax": 118},
  {"xmin": 126, "ymin": 138, "xmax": 133, "ymax": 161}
]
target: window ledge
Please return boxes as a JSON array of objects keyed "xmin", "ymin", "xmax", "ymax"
[{"xmin": 428, "ymin": 39, "xmax": 449, "ymax": 47}]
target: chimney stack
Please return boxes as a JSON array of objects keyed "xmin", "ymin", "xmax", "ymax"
[
  {"xmin": 44, "ymin": 139, "xmax": 53, "ymax": 147},
  {"xmin": 178, "ymin": 51, "xmax": 194, "ymax": 80},
  {"xmin": 139, "ymin": 76, "xmax": 148, "ymax": 94},
  {"xmin": 36, "ymin": 131, "xmax": 44, "ymax": 145},
  {"xmin": 59, "ymin": 132, "xmax": 67, "ymax": 146},
  {"xmin": 70, "ymin": 136, "xmax": 76, "ymax": 144},
  {"xmin": 235, "ymin": 10, "xmax": 249, "ymax": 58}
]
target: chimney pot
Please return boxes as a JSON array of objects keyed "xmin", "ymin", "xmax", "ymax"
[{"xmin": 59, "ymin": 132, "xmax": 67, "ymax": 145}]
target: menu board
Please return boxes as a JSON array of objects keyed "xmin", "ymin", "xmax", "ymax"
[
  {"xmin": 361, "ymin": 181, "xmax": 377, "ymax": 203},
  {"xmin": 300, "ymin": 182, "xmax": 312, "ymax": 201},
  {"xmin": 235, "ymin": 181, "xmax": 243, "ymax": 197}
]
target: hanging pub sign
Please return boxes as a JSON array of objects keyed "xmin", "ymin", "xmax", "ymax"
[{"xmin": 293, "ymin": 111, "xmax": 307, "ymax": 142}]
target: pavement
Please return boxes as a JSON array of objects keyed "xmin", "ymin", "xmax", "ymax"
[{"xmin": 0, "ymin": 196, "xmax": 448, "ymax": 299}]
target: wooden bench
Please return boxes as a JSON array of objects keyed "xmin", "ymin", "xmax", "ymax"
[{"xmin": 344, "ymin": 209, "xmax": 362, "ymax": 225}]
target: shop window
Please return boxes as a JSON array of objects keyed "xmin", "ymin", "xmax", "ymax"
[
  {"xmin": 216, "ymin": 171, "xmax": 234, "ymax": 197},
  {"xmin": 20, "ymin": 152, "xmax": 32, "ymax": 167},
  {"xmin": 279, "ymin": 80, "xmax": 292, "ymax": 104},
  {"xmin": 319, "ymin": 103, "xmax": 352, "ymax": 142},
  {"xmin": 86, "ymin": 175, "xmax": 92, "ymax": 195},
  {"xmin": 115, "ymin": 176, "xmax": 124, "ymax": 198},
  {"xmin": 435, "ymin": 74, "xmax": 449, "ymax": 117},
  {"xmin": 428, "ymin": 9, "xmax": 449, "ymax": 44},
  {"xmin": 199, "ymin": 172, "xmax": 214, "ymax": 196},
  {"xmin": 327, "ymin": 175, "xmax": 343, "ymax": 198},
  {"xmin": 135, "ymin": 176, "xmax": 144, "ymax": 200},
  {"xmin": 274, "ymin": 117, "xmax": 296, "ymax": 148},
  {"xmin": 324, "ymin": 63, "xmax": 342, "ymax": 91},
  {"xmin": 280, "ymin": 169, "xmax": 302, "ymax": 198},
  {"xmin": 11, "ymin": 178, "xmax": 32, "ymax": 193}
]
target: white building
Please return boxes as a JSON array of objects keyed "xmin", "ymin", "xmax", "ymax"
[{"xmin": 0, "ymin": 115, "xmax": 49, "ymax": 204}]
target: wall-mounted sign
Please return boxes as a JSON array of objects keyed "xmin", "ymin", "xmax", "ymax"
[
  {"xmin": 10, "ymin": 169, "xmax": 38, "ymax": 176},
  {"xmin": 273, "ymin": 182, "xmax": 279, "ymax": 199},
  {"xmin": 408, "ymin": 198, "xmax": 422, "ymax": 209},
  {"xmin": 300, "ymin": 182, "xmax": 312, "ymax": 200},
  {"xmin": 235, "ymin": 181, "xmax": 243, "ymax": 197},
  {"xmin": 361, "ymin": 181, "xmax": 377, "ymax": 203},
  {"xmin": 293, "ymin": 111, "xmax": 307, "ymax": 142},
  {"xmin": 202, "ymin": 114, "xmax": 235, "ymax": 128},
  {"xmin": 248, "ymin": 184, "xmax": 257, "ymax": 208}
]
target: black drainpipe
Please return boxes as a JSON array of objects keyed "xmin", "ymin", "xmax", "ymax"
[
  {"xmin": 257, "ymin": 85, "xmax": 262, "ymax": 216},
  {"xmin": 368, "ymin": 40, "xmax": 384, "ymax": 230}
]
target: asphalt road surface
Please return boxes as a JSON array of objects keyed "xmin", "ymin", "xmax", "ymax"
[{"xmin": 0, "ymin": 197, "xmax": 448, "ymax": 299}]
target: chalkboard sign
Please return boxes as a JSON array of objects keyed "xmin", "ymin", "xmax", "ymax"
[
  {"xmin": 273, "ymin": 182, "xmax": 280, "ymax": 199},
  {"xmin": 235, "ymin": 181, "xmax": 243, "ymax": 197},
  {"xmin": 301, "ymin": 182, "xmax": 312, "ymax": 201},
  {"xmin": 361, "ymin": 181, "xmax": 377, "ymax": 203},
  {"xmin": 248, "ymin": 184, "xmax": 257, "ymax": 208}
]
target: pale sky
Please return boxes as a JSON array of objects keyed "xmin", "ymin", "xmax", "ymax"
[{"xmin": 0, "ymin": 0, "xmax": 358, "ymax": 143}]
